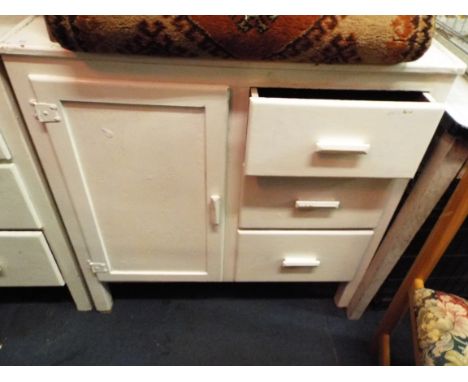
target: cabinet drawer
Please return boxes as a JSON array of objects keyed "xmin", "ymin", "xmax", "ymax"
[
  {"xmin": 240, "ymin": 177, "xmax": 393, "ymax": 229},
  {"xmin": 236, "ymin": 230, "xmax": 373, "ymax": 282},
  {"xmin": 0, "ymin": 164, "xmax": 41, "ymax": 229},
  {"xmin": 0, "ymin": 231, "xmax": 64, "ymax": 286},
  {"xmin": 245, "ymin": 88, "xmax": 443, "ymax": 178}
]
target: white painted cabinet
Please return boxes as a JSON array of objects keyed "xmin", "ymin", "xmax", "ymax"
[
  {"xmin": 1, "ymin": 16, "xmax": 465, "ymax": 312},
  {"xmin": 28, "ymin": 76, "xmax": 229, "ymax": 282}
]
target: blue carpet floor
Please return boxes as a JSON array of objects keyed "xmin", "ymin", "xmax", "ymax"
[{"xmin": 0, "ymin": 283, "xmax": 414, "ymax": 365}]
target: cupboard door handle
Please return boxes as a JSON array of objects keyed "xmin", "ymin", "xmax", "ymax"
[
  {"xmin": 282, "ymin": 257, "xmax": 321, "ymax": 268},
  {"xmin": 316, "ymin": 139, "xmax": 370, "ymax": 154},
  {"xmin": 295, "ymin": 200, "xmax": 340, "ymax": 209},
  {"xmin": 210, "ymin": 195, "xmax": 221, "ymax": 226}
]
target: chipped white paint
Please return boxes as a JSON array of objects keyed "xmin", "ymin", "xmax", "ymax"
[{"xmin": 100, "ymin": 127, "xmax": 114, "ymax": 139}]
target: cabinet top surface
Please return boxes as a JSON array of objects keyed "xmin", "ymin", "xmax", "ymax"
[
  {"xmin": 0, "ymin": 16, "xmax": 466, "ymax": 76},
  {"xmin": 0, "ymin": 16, "xmax": 26, "ymax": 41}
]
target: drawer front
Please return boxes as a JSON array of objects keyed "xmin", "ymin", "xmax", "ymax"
[
  {"xmin": 236, "ymin": 230, "xmax": 374, "ymax": 282},
  {"xmin": 0, "ymin": 164, "xmax": 41, "ymax": 229},
  {"xmin": 240, "ymin": 177, "xmax": 393, "ymax": 229},
  {"xmin": 245, "ymin": 89, "xmax": 443, "ymax": 178},
  {"xmin": 0, "ymin": 231, "xmax": 64, "ymax": 286},
  {"xmin": 0, "ymin": 132, "xmax": 12, "ymax": 160}
]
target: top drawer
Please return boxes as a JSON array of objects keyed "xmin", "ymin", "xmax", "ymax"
[{"xmin": 245, "ymin": 88, "xmax": 444, "ymax": 178}]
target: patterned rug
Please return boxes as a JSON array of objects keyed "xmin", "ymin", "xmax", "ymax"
[{"xmin": 45, "ymin": 16, "xmax": 434, "ymax": 64}]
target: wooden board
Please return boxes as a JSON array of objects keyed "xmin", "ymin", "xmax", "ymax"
[{"xmin": 346, "ymin": 132, "xmax": 468, "ymax": 319}]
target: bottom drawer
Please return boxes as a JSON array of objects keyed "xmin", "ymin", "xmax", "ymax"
[
  {"xmin": 235, "ymin": 230, "xmax": 373, "ymax": 282},
  {"xmin": 0, "ymin": 232, "xmax": 64, "ymax": 286}
]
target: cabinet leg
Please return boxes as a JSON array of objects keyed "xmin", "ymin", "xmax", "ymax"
[
  {"xmin": 72, "ymin": 252, "xmax": 113, "ymax": 311},
  {"xmin": 64, "ymin": 274, "xmax": 93, "ymax": 311},
  {"xmin": 89, "ymin": 281, "xmax": 113, "ymax": 312}
]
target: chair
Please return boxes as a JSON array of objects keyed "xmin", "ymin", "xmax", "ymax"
[{"xmin": 375, "ymin": 163, "xmax": 468, "ymax": 365}]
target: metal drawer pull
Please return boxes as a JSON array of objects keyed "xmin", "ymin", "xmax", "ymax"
[
  {"xmin": 316, "ymin": 139, "xmax": 370, "ymax": 154},
  {"xmin": 282, "ymin": 257, "xmax": 321, "ymax": 268},
  {"xmin": 295, "ymin": 200, "xmax": 340, "ymax": 209}
]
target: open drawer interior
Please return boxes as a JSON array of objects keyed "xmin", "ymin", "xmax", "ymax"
[{"xmin": 252, "ymin": 87, "xmax": 434, "ymax": 103}]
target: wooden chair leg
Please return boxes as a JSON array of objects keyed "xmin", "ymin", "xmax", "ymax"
[
  {"xmin": 409, "ymin": 278, "xmax": 425, "ymax": 365},
  {"xmin": 378, "ymin": 333, "xmax": 391, "ymax": 366}
]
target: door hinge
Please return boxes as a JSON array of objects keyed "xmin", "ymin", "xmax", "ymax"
[
  {"xmin": 30, "ymin": 100, "xmax": 62, "ymax": 123},
  {"xmin": 88, "ymin": 261, "xmax": 109, "ymax": 274}
]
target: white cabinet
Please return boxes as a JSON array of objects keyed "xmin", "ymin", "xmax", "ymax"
[
  {"xmin": 1, "ymin": 16, "xmax": 465, "ymax": 312},
  {"xmin": 28, "ymin": 76, "xmax": 229, "ymax": 281}
]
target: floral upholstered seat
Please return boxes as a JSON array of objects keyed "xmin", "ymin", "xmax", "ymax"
[{"xmin": 414, "ymin": 288, "xmax": 468, "ymax": 366}]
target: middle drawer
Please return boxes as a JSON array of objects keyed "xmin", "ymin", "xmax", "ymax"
[{"xmin": 240, "ymin": 177, "xmax": 393, "ymax": 229}]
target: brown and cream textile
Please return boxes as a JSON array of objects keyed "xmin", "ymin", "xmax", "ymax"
[{"xmin": 45, "ymin": 16, "xmax": 434, "ymax": 64}]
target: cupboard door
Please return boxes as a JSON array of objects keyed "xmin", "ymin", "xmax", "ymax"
[{"xmin": 29, "ymin": 75, "xmax": 229, "ymax": 281}]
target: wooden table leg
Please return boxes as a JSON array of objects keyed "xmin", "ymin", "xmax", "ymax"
[
  {"xmin": 374, "ymin": 161, "xmax": 468, "ymax": 364},
  {"xmin": 346, "ymin": 131, "xmax": 468, "ymax": 319}
]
